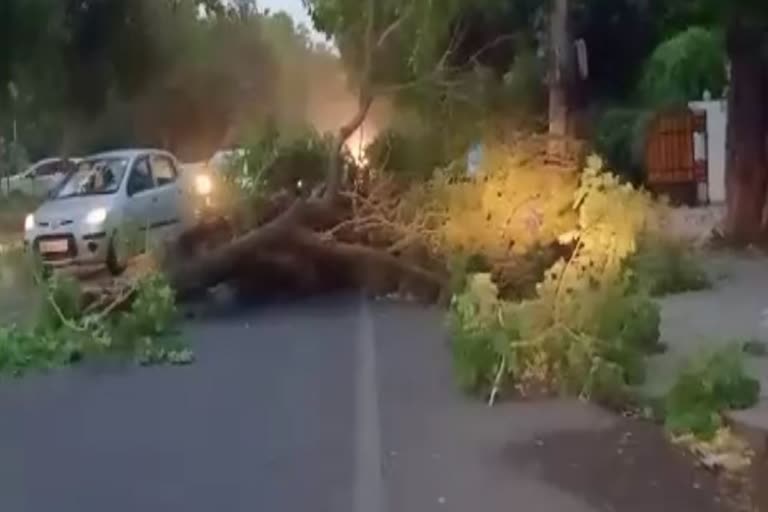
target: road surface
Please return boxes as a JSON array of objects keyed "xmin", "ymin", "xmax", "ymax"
[{"xmin": 0, "ymin": 295, "xmax": 730, "ymax": 511}]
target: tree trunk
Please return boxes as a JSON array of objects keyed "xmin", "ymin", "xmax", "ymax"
[
  {"xmin": 724, "ymin": 17, "xmax": 768, "ymax": 244},
  {"xmin": 548, "ymin": 0, "xmax": 571, "ymax": 138},
  {"xmin": 547, "ymin": 0, "xmax": 576, "ymax": 159}
]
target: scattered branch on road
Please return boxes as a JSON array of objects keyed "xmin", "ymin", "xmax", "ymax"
[{"xmin": 0, "ymin": 269, "xmax": 191, "ymax": 377}]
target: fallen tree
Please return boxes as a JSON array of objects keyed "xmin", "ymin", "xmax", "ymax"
[
  {"xmin": 164, "ymin": 0, "xmax": 455, "ymax": 302},
  {"xmin": 164, "ymin": 131, "xmax": 587, "ymax": 306},
  {"xmin": 166, "ymin": 171, "xmax": 449, "ymax": 302},
  {"xmin": 160, "ymin": 0, "xmax": 588, "ymax": 303}
]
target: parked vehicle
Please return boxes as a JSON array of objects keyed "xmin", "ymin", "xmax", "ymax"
[
  {"xmin": 8, "ymin": 157, "xmax": 80, "ymax": 198},
  {"xmin": 23, "ymin": 149, "xmax": 219, "ymax": 275}
]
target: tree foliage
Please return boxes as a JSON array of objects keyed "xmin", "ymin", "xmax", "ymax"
[
  {"xmin": 448, "ymin": 155, "xmax": 664, "ymax": 403},
  {"xmin": 305, "ymin": 0, "xmax": 473, "ymax": 80},
  {"xmin": 228, "ymin": 127, "xmax": 352, "ymax": 196},
  {"xmin": 413, "ymin": 141, "xmax": 579, "ymax": 259},
  {"xmin": 0, "ymin": 0, "xmax": 336, "ymax": 159},
  {"xmin": 639, "ymin": 27, "xmax": 726, "ymax": 106},
  {"xmin": 665, "ymin": 346, "xmax": 760, "ymax": 440}
]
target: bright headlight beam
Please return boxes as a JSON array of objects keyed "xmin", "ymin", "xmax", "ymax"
[
  {"xmin": 24, "ymin": 214, "xmax": 35, "ymax": 231},
  {"xmin": 195, "ymin": 174, "xmax": 213, "ymax": 195},
  {"xmin": 85, "ymin": 208, "xmax": 107, "ymax": 225}
]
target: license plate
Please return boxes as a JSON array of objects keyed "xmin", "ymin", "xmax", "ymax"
[{"xmin": 39, "ymin": 239, "xmax": 69, "ymax": 254}]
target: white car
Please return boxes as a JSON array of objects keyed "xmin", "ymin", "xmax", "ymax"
[
  {"xmin": 24, "ymin": 149, "xmax": 212, "ymax": 274},
  {"xmin": 8, "ymin": 157, "xmax": 80, "ymax": 197}
]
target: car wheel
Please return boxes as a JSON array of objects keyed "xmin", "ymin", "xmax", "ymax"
[{"xmin": 106, "ymin": 234, "xmax": 127, "ymax": 276}]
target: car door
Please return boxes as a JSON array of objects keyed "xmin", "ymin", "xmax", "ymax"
[
  {"xmin": 123, "ymin": 155, "xmax": 160, "ymax": 254},
  {"xmin": 148, "ymin": 153, "xmax": 183, "ymax": 238}
]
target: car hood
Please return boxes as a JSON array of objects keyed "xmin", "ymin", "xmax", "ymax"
[{"xmin": 34, "ymin": 196, "xmax": 117, "ymax": 224}]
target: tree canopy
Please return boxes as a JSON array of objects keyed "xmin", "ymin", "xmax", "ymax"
[{"xmin": 0, "ymin": 0, "xmax": 336, "ymax": 160}]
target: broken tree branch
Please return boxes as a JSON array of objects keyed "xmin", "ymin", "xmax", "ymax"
[
  {"xmin": 288, "ymin": 227, "xmax": 447, "ymax": 294},
  {"xmin": 469, "ymin": 34, "xmax": 518, "ymax": 66},
  {"xmin": 375, "ymin": 7, "xmax": 412, "ymax": 50}
]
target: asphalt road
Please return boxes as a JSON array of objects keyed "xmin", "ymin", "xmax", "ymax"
[{"xmin": 0, "ymin": 295, "xmax": 730, "ymax": 512}]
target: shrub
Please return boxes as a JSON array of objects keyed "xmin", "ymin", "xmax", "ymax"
[
  {"xmin": 593, "ymin": 107, "xmax": 652, "ymax": 185},
  {"xmin": 628, "ymin": 236, "xmax": 711, "ymax": 297},
  {"xmin": 665, "ymin": 347, "xmax": 760, "ymax": 440}
]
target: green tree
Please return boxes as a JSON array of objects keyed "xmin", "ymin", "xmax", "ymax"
[
  {"xmin": 639, "ymin": 27, "xmax": 726, "ymax": 106},
  {"xmin": 303, "ymin": 0, "xmax": 675, "ymax": 145},
  {"xmin": 346, "ymin": 0, "xmax": 768, "ymax": 245},
  {"xmin": 302, "ymin": 0, "xmax": 479, "ymax": 194},
  {"xmin": 0, "ymin": 0, "xmax": 278, "ymax": 159},
  {"xmin": 649, "ymin": 0, "xmax": 768, "ymax": 243}
]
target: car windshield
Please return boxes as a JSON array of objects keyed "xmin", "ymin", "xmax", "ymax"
[{"xmin": 54, "ymin": 157, "xmax": 129, "ymax": 199}]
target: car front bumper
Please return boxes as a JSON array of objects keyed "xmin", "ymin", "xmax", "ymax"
[{"xmin": 24, "ymin": 225, "xmax": 111, "ymax": 268}]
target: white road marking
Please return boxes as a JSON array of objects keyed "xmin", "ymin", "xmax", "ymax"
[{"xmin": 355, "ymin": 296, "xmax": 386, "ymax": 512}]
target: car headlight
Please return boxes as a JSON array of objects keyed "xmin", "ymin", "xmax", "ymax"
[
  {"xmin": 24, "ymin": 214, "xmax": 35, "ymax": 231},
  {"xmin": 85, "ymin": 208, "xmax": 108, "ymax": 225},
  {"xmin": 195, "ymin": 174, "xmax": 213, "ymax": 196}
]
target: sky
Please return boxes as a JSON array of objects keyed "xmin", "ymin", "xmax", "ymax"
[{"xmin": 258, "ymin": 0, "xmax": 316, "ymax": 33}]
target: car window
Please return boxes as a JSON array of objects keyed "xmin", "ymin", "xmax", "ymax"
[
  {"xmin": 34, "ymin": 161, "xmax": 61, "ymax": 177},
  {"xmin": 127, "ymin": 157, "xmax": 154, "ymax": 195},
  {"xmin": 55, "ymin": 157, "xmax": 129, "ymax": 199},
  {"xmin": 61, "ymin": 159, "xmax": 79, "ymax": 175},
  {"xmin": 150, "ymin": 155, "xmax": 177, "ymax": 186}
]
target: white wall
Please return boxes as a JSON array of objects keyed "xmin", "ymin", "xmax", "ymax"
[{"xmin": 689, "ymin": 99, "xmax": 728, "ymax": 203}]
